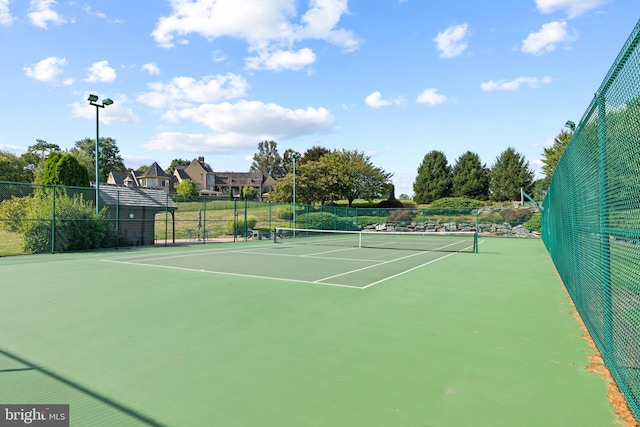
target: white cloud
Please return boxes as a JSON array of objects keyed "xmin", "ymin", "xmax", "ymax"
[
  {"xmin": 416, "ymin": 88, "xmax": 448, "ymax": 106},
  {"xmin": 521, "ymin": 21, "xmax": 577, "ymax": 55},
  {"xmin": 141, "ymin": 62, "xmax": 161, "ymax": 75},
  {"xmin": 23, "ymin": 56, "xmax": 68, "ymax": 83},
  {"xmin": 212, "ymin": 50, "xmax": 226, "ymax": 62},
  {"xmin": 151, "ymin": 0, "xmax": 360, "ymax": 71},
  {"xmin": 480, "ymin": 76, "xmax": 552, "ymax": 91},
  {"xmin": 364, "ymin": 91, "xmax": 404, "ymax": 108},
  {"xmin": 245, "ymin": 47, "xmax": 316, "ymax": 71},
  {"xmin": 535, "ymin": 0, "xmax": 610, "ymax": 18},
  {"xmin": 82, "ymin": 5, "xmax": 105, "ymax": 19},
  {"xmin": 70, "ymin": 94, "xmax": 140, "ymax": 125},
  {"xmin": 84, "ymin": 60, "xmax": 117, "ymax": 83},
  {"xmin": 137, "ymin": 74, "xmax": 249, "ymax": 109},
  {"xmin": 433, "ymin": 23, "xmax": 469, "ymax": 59},
  {"xmin": 0, "ymin": 144, "xmax": 26, "ymax": 153},
  {"xmin": 28, "ymin": 0, "xmax": 66, "ymax": 29},
  {"xmin": 144, "ymin": 132, "xmax": 258, "ymax": 154},
  {"xmin": 162, "ymin": 100, "xmax": 334, "ymax": 140},
  {"xmin": 0, "ymin": 0, "xmax": 13, "ymax": 25}
]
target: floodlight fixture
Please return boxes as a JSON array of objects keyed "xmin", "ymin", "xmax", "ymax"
[{"xmin": 87, "ymin": 94, "xmax": 114, "ymax": 214}]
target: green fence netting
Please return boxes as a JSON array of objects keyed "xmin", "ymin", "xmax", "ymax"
[
  {"xmin": 0, "ymin": 181, "xmax": 540, "ymax": 255},
  {"xmin": 542, "ymin": 19, "xmax": 640, "ymax": 424}
]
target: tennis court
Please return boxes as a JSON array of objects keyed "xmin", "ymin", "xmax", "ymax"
[{"xmin": 0, "ymin": 237, "xmax": 622, "ymax": 426}]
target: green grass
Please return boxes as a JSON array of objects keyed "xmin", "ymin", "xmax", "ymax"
[{"xmin": 0, "ymin": 229, "xmax": 24, "ymax": 256}]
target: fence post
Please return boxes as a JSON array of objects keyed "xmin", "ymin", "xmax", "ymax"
[
  {"xmin": 50, "ymin": 185, "xmax": 55, "ymax": 254},
  {"xmin": 115, "ymin": 190, "xmax": 120, "ymax": 250},
  {"xmin": 597, "ymin": 93, "xmax": 614, "ymax": 360}
]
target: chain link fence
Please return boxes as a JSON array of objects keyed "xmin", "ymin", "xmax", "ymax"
[
  {"xmin": 542, "ymin": 19, "xmax": 640, "ymax": 424},
  {"xmin": 0, "ymin": 181, "xmax": 539, "ymax": 256}
]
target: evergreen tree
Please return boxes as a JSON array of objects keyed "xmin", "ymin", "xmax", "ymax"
[
  {"xmin": 249, "ymin": 141, "xmax": 286, "ymax": 178},
  {"xmin": 70, "ymin": 137, "xmax": 126, "ymax": 183},
  {"xmin": 40, "ymin": 152, "xmax": 90, "ymax": 187},
  {"xmin": 451, "ymin": 151, "xmax": 490, "ymax": 199},
  {"xmin": 489, "ymin": 147, "xmax": 535, "ymax": 201},
  {"xmin": 540, "ymin": 129, "xmax": 572, "ymax": 189},
  {"xmin": 413, "ymin": 150, "xmax": 452, "ymax": 204}
]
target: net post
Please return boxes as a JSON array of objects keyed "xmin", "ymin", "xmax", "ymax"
[
  {"xmin": 358, "ymin": 231, "xmax": 362, "ymax": 248},
  {"xmin": 474, "ymin": 231, "xmax": 478, "ymax": 253}
]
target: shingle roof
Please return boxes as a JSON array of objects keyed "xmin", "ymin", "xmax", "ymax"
[
  {"xmin": 99, "ymin": 186, "xmax": 177, "ymax": 210},
  {"xmin": 175, "ymin": 169, "xmax": 190, "ymax": 180},
  {"xmin": 140, "ymin": 162, "xmax": 169, "ymax": 178},
  {"xmin": 109, "ymin": 171, "xmax": 142, "ymax": 187}
]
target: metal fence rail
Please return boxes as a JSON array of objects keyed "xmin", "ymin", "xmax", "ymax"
[{"xmin": 542, "ymin": 19, "xmax": 640, "ymax": 424}]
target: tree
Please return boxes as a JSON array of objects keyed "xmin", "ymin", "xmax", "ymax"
[
  {"xmin": 413, "ymin": 150, "xmax": 452, "ymax": 204},
  {"xmin": 489, "ymin": 147, "xmax": 535, "ymax": 201},
  {"xmin": 136, "ymin": 165, "xmax": 149, "ymax": 173},
  {"xmin": 40, "ymin": 153, "xmax": 90, "ymax": 187},
  {"xmin": 166, "ymin": 158, "xmax": 191, "ymax": 176},
  {"xmin": 174, "ymin": 179, "xmax": 198, "ymax": 197},
  {"xmin": 19, "ymin": 139, "xmax": 61, "ymax": 182},
  {"xmin": 451, "ymin": 151, "xmax": 490, "ymax": 199},
  {"xmin": 269, "ymin": 160, "xmax": 333, "ymax": 205},
  {"xmin": 540, "ymin": 129, "xmax": 572, "ymax": 189},
  {"xmin": 243, "ymin": 186, "xmax": 258, "ymax": 200},
  {"xmin": 321, "ymin": 149, "xmax": 392, "ymax": 207},
  {"xmin": 70, "ymin": 137, "xmax": 126, "ymax": 183},
  {"xmin": 300, "ymin": 146, "xmax": 331, "ymax": 165},
  {"xmin": 0, "ymin": 151, "xmax": 31, "ymax": 182},
  {"xmin": 249, "ymin": 141, "xmax": 286, "ymax": 178}
]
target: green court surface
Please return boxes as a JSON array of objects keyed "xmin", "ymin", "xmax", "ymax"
[{"xmin": 0, "ymin": 238, "xmax": 619, "ymax": 426}]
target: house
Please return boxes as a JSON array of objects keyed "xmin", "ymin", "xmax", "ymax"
[
  {"xmin": 98, "ymin": 185, "xmax": 177, "ymax": 246},
  {"xmin": 174, "ymin": 156, "xmax": 276, "ymax": 199},
  {"xmin": 105, "ymin": 157, "xmax": 276, "ymax": 200},
  {"xmin": 107, "ymin": 162, "xmax": 178, "ymax": 194}
]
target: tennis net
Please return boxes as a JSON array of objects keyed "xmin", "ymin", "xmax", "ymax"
[{"xmin": 273, "ymin": 228, "xmax": 478, "ymax": 253}]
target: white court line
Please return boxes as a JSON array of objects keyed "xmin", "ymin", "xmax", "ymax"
[
  {"xmin": 314, "ymin": 250, "xmax": 428, "ymax": 283},
  {"xmin": 314, "ymin": 239, "xmax": 472, "ymax": 283},
  {"xmin": 362, "ymin": 252, "xmax": 458, "ymax": 289},
  {"xmin": 101, "ymin": 259, "xmax": 364, "ymax": 290},
  {"xmin": 228, "ymin": 250, "xmax": 378, "ymax": 263}
]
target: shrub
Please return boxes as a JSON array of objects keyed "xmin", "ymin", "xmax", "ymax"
[
  {"xmin": 430, "ymin": 197, "xmax": 484, "ymax": 207},
  {"xmin": 294, "ymin": 212, "xmax": 358, "ymax": 230},
  {"xmin": 276, "ymin": 206, "xmax": 293, "ymax": 220},
  {"xmin": 225, "ymin": 215, "xmax": 257, "ymax": 235},
  {"xmin": 0, "ymin": 191, "xmax": 112, "ymax": 253},
  {"xmin": 386, "ymin": 209, "xmax": 416, "ymax": 223},
  {"xmin": 524, "ymin": 213, "xmax": 542, "ymax": 232},
  {"xmin": 377, "ymin": 198, "xmax": 404, "ymax": 208}
]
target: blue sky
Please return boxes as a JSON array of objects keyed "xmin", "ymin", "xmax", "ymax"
[{"xmin": 1, "ymin": 0, "xmax": 638, "ymax": 197}]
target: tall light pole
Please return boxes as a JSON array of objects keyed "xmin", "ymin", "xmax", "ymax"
[
  {"xmin": 88, "ymin": 94, "xmax": 113, "ymax": 214},
  {"xmin": 292, "ymin": 152, "xmax": 301, "ymax": 232}
]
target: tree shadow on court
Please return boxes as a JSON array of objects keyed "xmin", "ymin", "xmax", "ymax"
[{"xmin": 0, "ymin": 347, "xmax": 166, "ymax": 426}]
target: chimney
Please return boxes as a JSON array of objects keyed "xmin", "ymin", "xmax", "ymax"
[{"xmin": 198, "ymin": 156, "xmax": 205, "ymax": 164}]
